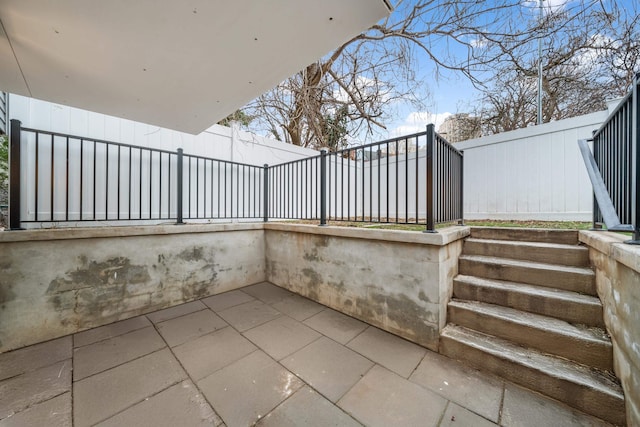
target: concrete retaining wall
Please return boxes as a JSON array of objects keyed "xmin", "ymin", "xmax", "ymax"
[
  {"xmin": 1, "ymin": 222, "xmax": 468, "ymax": 354},
  {"xmin": 264, "ymin": 224, "xmax": 468, "ymax": 351},
  {"xmin": 0, "ymin": 224, "xmax": 265, "ymax": 352},
  {"xmin": 580, "ymin": 230, "xmax": 640, "ymax": 426}
]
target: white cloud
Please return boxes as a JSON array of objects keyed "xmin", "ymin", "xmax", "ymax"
[
  {"xmin": 522, "ymin": 0, "xmax": 569, "ymax": 14},
  {"xmin": 469, "ymin": 36, "xmax": 488, "ymax": 48},
  {"xmin": 388, "ymin": 111, "xmax": 453, "ymax": 137},
  {"xmin": 334, "ymin": 75, "xmax": 392, "ymax": 105}
]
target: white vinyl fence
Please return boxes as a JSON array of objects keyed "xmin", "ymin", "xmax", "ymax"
[
  {"xmin": 457, "ymin": 111, "xmax": 608, "ymax": 222},
  {"xmin": 8, "ymin": 94, "xmax": 610, "ymax": 226},
  {"xmin": 8, "ymin": 94, "xmax": 318, "ymax": 227}
]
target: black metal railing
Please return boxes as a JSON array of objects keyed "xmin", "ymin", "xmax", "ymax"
[
  {"xmin": 9, "ymin": 120, "xmax": 463, "ymax": 232},
  {"xmin": 263, "ymin": 124, "xmax": 463, "ymax": 231},
  {"xmin": 8, "ymin": 120, "xmax": 264, "ymax": 228},
  {"xmin": 181, "ymin": 153, "xmax": 263, "ymax": 222},
  {"xmin": 267, "ymin": 155, "xmax": 322, "ymax": 221},
  {"xmin": 591, "ymin": 73, "xmax": 640, "ymax": 241}
]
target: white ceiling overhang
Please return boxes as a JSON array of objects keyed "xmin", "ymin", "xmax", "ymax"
[{"xmin": 0, "ymin": 1, "xmax": 391, "ymax": 134}]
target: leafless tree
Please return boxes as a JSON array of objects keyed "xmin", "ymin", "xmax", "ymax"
[
  {"xmin": 245, "ymin": 0, "xmax": 635, "ymax": 147},
  {"xmin": 478, "ymin": 1, "xmax": 640, "ymax": 134}
]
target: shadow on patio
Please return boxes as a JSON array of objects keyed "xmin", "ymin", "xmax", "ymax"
[{"xmin": 0, "ymin": 282, "xmax": 610, "ymax": 427}]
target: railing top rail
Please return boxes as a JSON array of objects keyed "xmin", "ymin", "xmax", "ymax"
[
  {"xmin": 20, "ymin": 126, "xmax": 178, "ymax": 156},
  {"xmin": 269, "ymin": 153, "xmax": 322, "ymax": 168},
  {"xmin": 433, "ymin": 131, "xmax": 463, "ymax": 155},
  {"xmin": 333, "ymin": 130, "xmax": 429, "ymax": 156},
  {"xmin": 592, "ymin": 73, "xmax": 640, "ymax": 139},
  {"xmin": 182, "ymin": 152, "xmax": 263, "ymax": 169}
]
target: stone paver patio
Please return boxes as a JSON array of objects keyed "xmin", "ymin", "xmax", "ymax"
[{"xmin": 0, "ymin": 282, "xmax": 611, "ymax": 427}]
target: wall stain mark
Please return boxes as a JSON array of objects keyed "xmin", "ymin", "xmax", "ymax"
[
  {"xmin": 177, "ymin": 247, "xmax": 204, "ymax": 262},
  {"xmin": 47, "ymin": 257, "xmax": 151, "ymax": 294}
]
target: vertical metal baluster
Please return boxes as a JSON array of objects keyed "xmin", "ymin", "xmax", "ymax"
[
  {"xmin": 426, "ymin": 125, "xmax": 435, "ymax": 232},
  {"xmin": 195, "ymin": 158, "xmax": 199, "ymax": 218},
  {"xmin": 80, "ymin": 139, "xmax": 83, "ymax": 221},
  {"xmin": 93, "ymin": 141, "xmax": 97, "ymax": 220},
  {"xmin": 405, "ymin": 139, "xmax": 408, "ymax": 223},
  {"xmin": 415, "ymin": 136, "xmax": 418, "ymax": 224},
  {"xmin": 8, "ymin": 121, "xmax": 23, "ymax": 229},
  {"xmin": 35, "ymin": 132, "xmax": 39, "ymax": 222},
  {"xmin": 105, "ymin": 143, "xmax": 109, "ymax": 220},
  {"xmin": 341, "ymin": 152, "xmax": 344, "ymax": 220},
  {"xmin": 117, "ymin": 145, "xmax": 121, "ymax": 220},
  {"xmin": 395, "ymin": 140, "xmax": 399, "ymax": 223},
  {"xmin": 211, "ymin": 160, "xmax": 215, "ymax": 218},
  {"xmin": 377, "ymin": 144, "xmax": 381, "ymax": 222},
  {"xmin": 138, "ymin": 148, "xmax": 142, "ymax": 219},
  {"xmin": 51, "ymin": 135, "xmax": 55, "ymax": 221},
  {"xmin": 225, "ymin": 162, "xmax": 228, "ymax": 218},
  {"xmin": 386, "ymin": 142, "xmax": 389, "ymax": 222},
  {"xmin": 159, "ymin": 152, "xmax": 163, "ymax": 219},
  {"xmin": 176, "ymin": 149, "xmax": 184, "ymax": 224},
  {"xmin": 347, "ymin": 151, "xmax": 351, "ymax": 220},
  {"xmin": 128, "ymin": 147, "xmax": 132, "ymax": 219},
  {"xmin": 362, "ymin": 148, "xmax": 365, "ymax": 221},
  {"xmin": 65, "ymin": 137, "xmax": 69, "ymax": 221}
]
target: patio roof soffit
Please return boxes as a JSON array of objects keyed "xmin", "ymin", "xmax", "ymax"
[{"xmin": 0, "ymin": 0, "xmax": 391, "ymax": 134}]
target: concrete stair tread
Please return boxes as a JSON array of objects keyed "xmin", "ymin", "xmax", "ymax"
[
  {"xmin": 459, "ymin": 255, "xmax": 595, "ymax": 276},
  {"xmin": 454, "ymin": 275, "xmax": 601, "ymax": 306},
  {"xmin": 441, "ymin": 324, "xmax": 623, "ymax": 400},
  {"xmin": 465, "ymin": 237, "xmax": 588, "ymax": 251},
  {"xmin": 449, "ymin": 299, "xmax": 611, "ymax": 346},
  {"xmin": 469, "ymin": 227, "xmax": 579, "ymax": 245}
]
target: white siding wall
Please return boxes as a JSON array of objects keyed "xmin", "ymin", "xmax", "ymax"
[{"xmin": 457, "ymin": 111, "xmax": 608, "ymax": 221}]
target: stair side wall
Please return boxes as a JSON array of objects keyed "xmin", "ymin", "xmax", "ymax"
[{"xmin": 580, "ymin": 230, "xmax": 640, "ymax": 426}]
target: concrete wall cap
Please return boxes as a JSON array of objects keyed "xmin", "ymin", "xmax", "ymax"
[
  {"xmin": 579, "ymin": 230, "xmax": 640, "ymax": 273},
  {"xmin": 0, "ymin": 222, "xmax": 264, "ymax": 242},
  {"xmin": 263, "ymin": 223, "xmax": 470, "ymax": 246}
]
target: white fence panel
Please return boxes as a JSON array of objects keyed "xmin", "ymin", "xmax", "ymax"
[
  {"xmin": 457, "ymin": 111, "xmax": 608, "ymax": 221},
  {"xmin": 9, "ymin": 94, "xmax": 318, "ymax": 227}
]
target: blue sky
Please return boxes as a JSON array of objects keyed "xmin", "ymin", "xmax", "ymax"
[{"xmin": 368, "ymin": 0, "xmax": 640, "ymax": 142}]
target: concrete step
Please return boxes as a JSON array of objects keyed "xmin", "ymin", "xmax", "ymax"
[
  {"xmin": 459, "ymin": 255, "xmax": 596, "ymax": 296},
  {"xmin": 440, "ymin": 325, "xmax": 625, "ymax": 425},
  {"xmin": 463, "ymin": 238, "xmax": 590, "ymax": 267},
  {"xmin": 448, "ymin": 300, "xmax": 613, "ymax": 371},
  {"xmin": 453, "ymin": 275, "xmax": 604, "ymax": 327},
  {"xmin": 470, "ymin": 227, "xmax": 579, "ymax": 245}
]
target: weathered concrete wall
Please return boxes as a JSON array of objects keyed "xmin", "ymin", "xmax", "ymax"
[
  {"xmin": 580, "ymin": 230, "xmax": 640, "ymax": 426},
  {"xmin": 264, "ymin": 223, "xmax": 468, "ymax": 351},
  {"xmin": 0, "ymin": 224, "xmax": 265, "ymax": 352}
]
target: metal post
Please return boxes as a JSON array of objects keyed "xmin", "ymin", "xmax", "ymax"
[
  {"xmin": 320, "ymin": 150, "xmax": 327, "ymax": 226},
  {"xmin": 459, "ymin": 150, "xmax": 465, "ymax": 226},
  {"xmin": 9, "ymin": 119, "xmax": 22, "ymax": 230},
  {"xmin": 425, "ymin": 124, "xmax": 435, "ymax": 232},
  {"xmin": 537, "ymin": 0, "xmax": 544, "ymax": 125},
  {"xmin": 263, "ymin": 164, "xmax": 269, "ymax": 222},
  {"xmin": 176, "ymin": 148, "xmax": 185, "ymax": 224},
  {"xmin": 630, "ymin": 73, "xmax": 640, "ymax": 243},
  {"xmin": 590, "ymin": 130, "xmax": 601, "ymax": 230}
]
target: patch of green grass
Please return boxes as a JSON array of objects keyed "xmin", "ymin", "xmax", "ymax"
[
  {"xmin": 461, "ymin": 220, "xmax": 592, "ymax": 230},
  {"xmin": 286, "ymin": 219, "xmax": 593, "ymax": 231}
]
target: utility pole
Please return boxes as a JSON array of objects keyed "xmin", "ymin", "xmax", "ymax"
[{"xmin": 537, "ymin": 0, "xmax": 544, "ymax": 125}]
